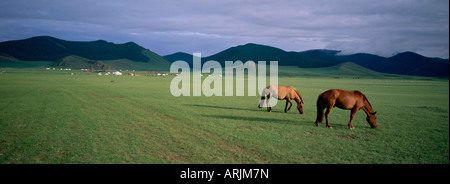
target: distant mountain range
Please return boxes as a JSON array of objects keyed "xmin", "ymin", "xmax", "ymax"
[
  {"xmin": 0, "ymin": 36, "xmax": 448, "ymax": 77},
  {"xmin": 336, "ymin": 52, "xmax": 449, "ymax": 77},
  {"xmin": 165, "ymin": 44, "xmax": 449, "ymax": 77}
]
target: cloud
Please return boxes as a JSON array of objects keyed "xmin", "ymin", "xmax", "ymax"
[{"xmin": 0, "ymin": 0, "xmax": 448, "ymax": 58}]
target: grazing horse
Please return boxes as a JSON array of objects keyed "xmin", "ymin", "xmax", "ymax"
[
  {"xmin": 315, "ymin": 89, "xmax": 377, "ymax": 129},
  {"xmin": 258, "ymin": 85, "xmax": 304, "ymax": 114}
]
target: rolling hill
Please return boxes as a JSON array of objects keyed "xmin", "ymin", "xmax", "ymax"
[
  {"xmin": 203, "ymin": 43, "xmax": 341, "ymax": 68},
  {"xmin": 336, "ymin": 53, "xmax": 388, "ymax": 70},
  {"xmin": 336, "ymin": 52, "xmax": 449, "ymax": 77},
  {"xmin": 164, "ymin": 44, "xmax": 342, "ymax": 68},
  {"xmin": 299, "ymin": 49, "xmax": 343, "ymax": 64},
  {"xmin": 164, "ymin": 52, "xmax": 194, "ymax": 64},
  {"xmin": 163, "ymin": 52, "xmax": 195, "ymax": 67},
  {"xmin": 277, "ymin": 62, "xmax": 399, "ymax": 77},
  {"xmin": 0, "ymin": 36, "xmax": 170, "ymax": 70},
  {"xmin": 53, "ymin": 55, "xmax": 113, "ymax": 70}
]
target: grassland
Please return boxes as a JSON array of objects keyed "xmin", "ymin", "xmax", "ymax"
[{"xmin": 0, "ymin": 68, "xmax": 448, "ymax": 164}]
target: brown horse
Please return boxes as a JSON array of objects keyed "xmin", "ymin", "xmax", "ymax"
[
  {"xmin": 258, "ymin": 85, "xmax": 304, "ymax": 114},
  {"xmin": 315, "ymin": 89, "xmax": 377, "ymax": 129}
]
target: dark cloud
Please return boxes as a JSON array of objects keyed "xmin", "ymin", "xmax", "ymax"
[{"xmin": 0, "ymin": 0, "xmax": 448, "ymax": 58}]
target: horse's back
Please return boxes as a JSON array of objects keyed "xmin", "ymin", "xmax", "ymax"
[
  {"xmin": 320, "ymin": 89, "xmax": 341, "ymax": 99},
  {"xmin": 265, "ymin": 85, "xmax": 297, "ymax": 100},
  {"xmin": 323, "ymin": 89, "xmax": 362, "ymax": 97},
  {"xmin": 320, "ymin": 89, "xmax": 364, "ymax": 109}
]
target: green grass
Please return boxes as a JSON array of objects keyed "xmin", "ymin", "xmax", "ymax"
[{"xmin": 0, "ymin": 69, "xmax": 448, "ymax": 164}]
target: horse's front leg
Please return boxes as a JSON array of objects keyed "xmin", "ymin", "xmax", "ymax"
[
  {"xmin": 284, "ymin": 100, "xmax": 288, "ymax": 113},
  {"xmin": 285, "ymin": 99, "xmax": 293, "ymax": 113},
  {"xmin": 348, "ymin": 108, "xmax": 358, "ymax": 129},
  {"xmin": 266, "ymin": 94, "xmax": 272, "ymax": 112},
  {"xmin": 287, "ymin": 99, "xmax": 293, "ymax": 111}
]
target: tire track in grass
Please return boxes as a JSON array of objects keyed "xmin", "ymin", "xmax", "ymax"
[
  {"xmin": 31, "ymin": 85, "xmax": 131, "ymax": 163},
  {"xmin": 0, "ymin": 86, "xmax": 40, "ymax": 112},
  {"xmin": 60, "ymin": 87, "xmax": 134, "ymax": 162},
  {"xmin": 0, "ymin": 84, "xmax": 50, "ymax": 163},
  {"xmin": 101, "ymin": 95, "xmax": 256, "ymax": 163},
  {"xmin": 31, "ymin": 86, "xmax": 94, "ymax": 163},
  {"xmin": 101, "ymin": 95, "xmax": 191, "ymax": 162},
  {"xmin": 1, "ymin": 84, "xmax": 78, "ymax": 163},
  {"xmin": 62, "ymin": 86, "xmax": 185, "ymax": 163},
  {"xmin": 41, "ymin": 81, "xmax": 283, "ymax": 163},
  {"xmin": 132, "ymin": 97, "xmax": 273, "ymax": 163}
]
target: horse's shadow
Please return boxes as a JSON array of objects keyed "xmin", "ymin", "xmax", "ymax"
[
  {"xmin": 187, "ymin": 104, "xmax": 311, "ymax": 126},
  {"xmin": 188, "ymin": 104, "xmax": 289, "ymax": 114},
  {"xmin": 203, "ymin": 114, "xmax": 312, "ymax": 126},
  {"xmin": 187, "ymin": 104, "xmax": 357, "ymax": 129}
]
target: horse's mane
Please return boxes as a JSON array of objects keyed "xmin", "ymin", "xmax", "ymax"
[
  {"xmin": 353, "ymin": 90, "xmax": 375, "ymax": 114},
  {"xmin": 362, "ymin": 94, "xmax": 374, "ymax": 112},
  {"xmin": 292, "ymin": 87, "xmax": 303, "ymax": 103}
]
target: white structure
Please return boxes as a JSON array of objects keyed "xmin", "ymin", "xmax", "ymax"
[{"xmin": 113, "ymin": 71, "xmax": 122, "ymax": 75}]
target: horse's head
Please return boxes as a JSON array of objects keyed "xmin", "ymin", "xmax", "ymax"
[
  {"xmin": 258, "ymin": 96, "xmax": 265, "ymax": 108},
  {"xmin": 366, "ymin": 112, "xmax": 377, "ymax": 128},
  {"xmin": 297, "ymin": 101, "xmax": 304, "ymax": 114}
]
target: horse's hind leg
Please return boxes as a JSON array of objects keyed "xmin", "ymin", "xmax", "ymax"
[
  {"xmin": 288, "ymin": 99, "xmax": 293, "ymax": 112},
  {"xmin": 325, "ymin": 107, "xmax": 333, "ymax": 129}
]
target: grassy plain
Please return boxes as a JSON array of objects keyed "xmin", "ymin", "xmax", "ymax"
[{"xmin": 0, "ymin": 69, "xmax": 448, "ymax": 163}]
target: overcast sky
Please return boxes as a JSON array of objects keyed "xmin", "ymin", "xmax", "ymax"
[{"xmin": 0, "ymin": 0, "xmax": 448, "ymax": 58}]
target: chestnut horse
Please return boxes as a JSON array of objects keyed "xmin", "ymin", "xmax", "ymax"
[
  {"xmin": 315, "ymin": 89, "xmax": 377, "ymax": 129},
  {"xmin": 258, "ymin": 85, "xmax": 304, "ymax": 114}
]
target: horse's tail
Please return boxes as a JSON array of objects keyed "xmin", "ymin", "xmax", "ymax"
[{"xmin": 315, "ymin": 93, "xmax": 324, "ymax": 123}]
